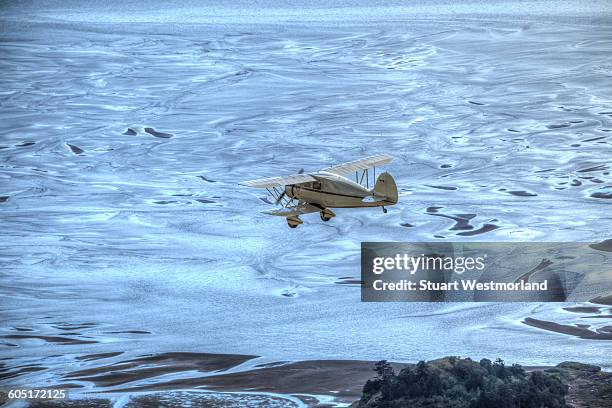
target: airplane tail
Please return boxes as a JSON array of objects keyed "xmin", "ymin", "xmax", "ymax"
[{"xmin": 373, "ymin": 172, "xmax": 398, "ymax": 204}]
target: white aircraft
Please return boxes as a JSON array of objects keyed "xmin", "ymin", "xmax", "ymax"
[{"xmin": 240, "ymin": 154, "xmax": 398, "ymax": 228}]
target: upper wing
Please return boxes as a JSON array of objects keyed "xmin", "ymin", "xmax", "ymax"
[
  {"xmin": 240, "ymin": 154, "xmax": 393, "ymax": 188},
  {"xmin": 321, "ymin": 154, "xmax": 393, "ymax": 176},
  {"xmin": 239, "ymin": 173, "xmax": 316, "ymax": 188}
]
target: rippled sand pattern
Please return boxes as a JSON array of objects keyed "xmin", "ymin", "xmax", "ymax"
[{"xmin": 1, "ymin": 11, "xmax": 611, "ymax": 402}]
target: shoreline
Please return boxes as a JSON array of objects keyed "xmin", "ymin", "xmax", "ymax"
[{"xmin": 2, "ymin": 353, "xmax": 609, "ymax": 407}]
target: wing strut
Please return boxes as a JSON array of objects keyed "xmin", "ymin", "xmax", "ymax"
[{"xmin": 358, "ymin": 168, "xmax": 371, "ymax": 188}]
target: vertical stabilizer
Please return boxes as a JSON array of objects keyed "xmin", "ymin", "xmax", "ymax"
[{"xmin": 373, "ymin": 172, "xmax": 398, "ymax": 204}]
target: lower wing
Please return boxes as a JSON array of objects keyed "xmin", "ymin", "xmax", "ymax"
[{"xmin": 263, "ymin": 201, "xmax": 319, "ymax": 217}]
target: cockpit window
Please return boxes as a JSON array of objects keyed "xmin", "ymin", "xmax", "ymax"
[{"xmin": 313, "ymin": 181, "xmax": 322, "ymax": 190}]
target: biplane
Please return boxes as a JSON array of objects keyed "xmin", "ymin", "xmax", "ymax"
[{"xmin": 240, "ymin": 154, "xmax": 398, "ymax": 228}]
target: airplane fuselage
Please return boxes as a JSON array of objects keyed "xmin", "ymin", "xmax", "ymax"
[{"xmin": 285, "ymin": 171, "xmax": 391, "ymax": 208}]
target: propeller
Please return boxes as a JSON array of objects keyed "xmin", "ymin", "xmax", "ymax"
[{"xmin": 276, "ymin": 168, "xmax": 304, "ymax": 205}]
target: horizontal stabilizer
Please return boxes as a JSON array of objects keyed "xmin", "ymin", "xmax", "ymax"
[{"xmin": 362, "ymin": 195, "xmax": 387, "ymax": 203}]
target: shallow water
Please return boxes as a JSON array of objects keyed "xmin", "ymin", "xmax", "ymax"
[{"xmin": 1, "ymin": 2, "xmax": 612, "ymax": 404}]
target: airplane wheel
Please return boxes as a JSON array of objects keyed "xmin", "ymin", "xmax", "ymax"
[
  {"xmin": 383, "ymin": 207, "xmax": 388, "ymax": 214},
  {"xmin": 320, "ymin": 210, "xmax": 334, "ymax": 222},
  {"xmin": 287, "ymin": 216, "xmax": 302, "ymax": 228}
]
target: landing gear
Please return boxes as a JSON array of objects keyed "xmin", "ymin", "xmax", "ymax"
[
  {"xmin": 382, "ymin": 206, "xmax": 388, "ymax": 214},
  {"xmin": 319, "ymin": 208, "xmax": 336, "ymax": 222},
  {"xmin": 287, "ymin": 216, "xmax": 303, "ymax": 229}
]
